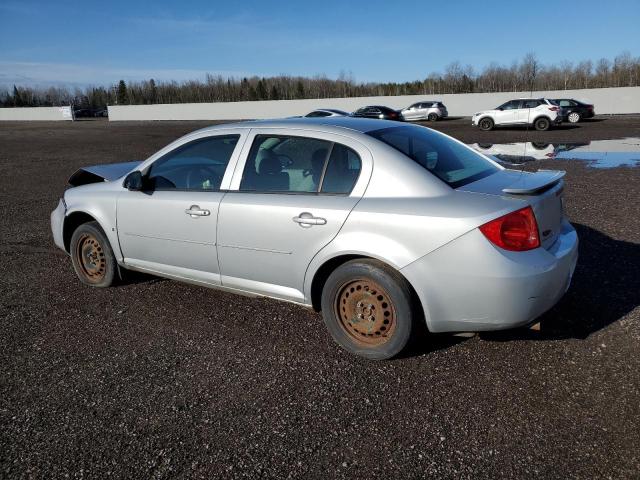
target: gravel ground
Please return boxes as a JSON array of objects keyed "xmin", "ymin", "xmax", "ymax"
[{"xmin": 1, "ymin": 118, "xmax": 639, "ymax": 479}]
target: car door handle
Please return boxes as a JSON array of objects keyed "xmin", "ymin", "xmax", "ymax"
[
  {"xmin": 293, "ymin": 212, "xmax": 326, "ymax": 227},
  {"xmin": 185, "ymin": 205, "xmax": 210, "ymax": 218}
]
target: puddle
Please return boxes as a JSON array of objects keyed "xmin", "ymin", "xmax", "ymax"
[{"xmin": 470, "ymin": 138, "xmax": 640, "ymax": 168}]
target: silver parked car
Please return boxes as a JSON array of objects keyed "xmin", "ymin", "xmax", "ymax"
[
  {"xmin": 401, "ymin": 101, "xmax": 448, "ymax": 121},
  {"xmin": 51, "ymin": 117, "xmax": 578, "ymax": 360}
]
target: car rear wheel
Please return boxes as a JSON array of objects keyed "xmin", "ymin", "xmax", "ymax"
[
  {"xmin": 478, "ymin": 117, "xmax": 494, "ymax": 131},
  {"xmin": 568, "ymin": 112, "xmax": 581, "ymax": 123},
  {"xmin": 534, "ymin": 117, "xmax": 550, "ymax": 131},
  {"xmin": 321, "ymin": 259, "xmax": 415, "ymax": 360},
  {"xmin": 70, "ymin": 221, "xmax": 117, "ymax": 287},
  {"xmin": 427, "ymin": 113, "xmax": 438, "ymax": 121}
]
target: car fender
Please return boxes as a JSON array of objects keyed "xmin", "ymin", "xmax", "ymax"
[{"xmin": 63, "ymin": 183, "xmax": 122, "ymax": 261}]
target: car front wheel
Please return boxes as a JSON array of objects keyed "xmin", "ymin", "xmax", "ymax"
[
  {"xmin": 70, "ymin": 221, "xmax": 117, "ymax": 287},
  {"xmin": 321, "ymin": 259, "xmax": 415, "ymax": 360},
  {"xmin": 478, "ymin": 117, "xmax": 494, "ymax": 131},
  {"xmin": 568, "ymin": 112, "xmax": 581, "ymax": 123}
]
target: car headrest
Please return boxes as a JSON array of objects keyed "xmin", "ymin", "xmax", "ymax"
[{"xmin": 257, "ymin": 150, "xmax": 282, "ymax": 175}]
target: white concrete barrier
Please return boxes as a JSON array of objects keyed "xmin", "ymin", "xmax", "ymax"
[
  {"xmin": 107, "ymin": 86, "xmax": 640, "ymax": 121},
  {"xmin": 0, "ymin": 106, "xmax": 73, "ymax": 121}
]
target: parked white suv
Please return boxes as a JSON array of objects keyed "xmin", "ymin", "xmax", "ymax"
[
  {"xmin": 472, "ymin": 98, "xmax": 561, "ymax": 131},
  {"xmin": 401, "ymin": 101, "xmax": 448, "ymax": 121}
]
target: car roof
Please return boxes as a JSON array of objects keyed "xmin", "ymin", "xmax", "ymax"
[{"xmin": 191, "ymin": 116, "xmax": 402, "ymax": 135}]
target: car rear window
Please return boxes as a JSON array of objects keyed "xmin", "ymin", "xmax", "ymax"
[{"xmin": 367, "ymin": 125, "xmax": 499, "ymax": 188}]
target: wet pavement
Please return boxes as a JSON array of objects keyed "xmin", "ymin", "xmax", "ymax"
[{"xmin": 470, "ymin": 138, "xmax": 640, "ymax": 168}]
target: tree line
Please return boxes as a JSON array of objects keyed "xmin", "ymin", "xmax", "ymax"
[{"xmin": 1, "ymin": 52, "xmax": 639, "ymax": 109}]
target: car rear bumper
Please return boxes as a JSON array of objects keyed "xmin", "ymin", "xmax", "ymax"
[
  {"xmin": 401, "ymin": 219, "xmax": 578, "ymax": 333},
  {"xmin": 51, "ymin": 198, "xmax": 67, "ymax": 252}
]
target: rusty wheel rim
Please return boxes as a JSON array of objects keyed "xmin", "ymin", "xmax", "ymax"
[
  {"xmin": 335, "ymin": 279, "xmax": 397, "ymax": 347},
  {"xmin": 75, "ymin": 233, "xmax": 106, "ymax": 283}
]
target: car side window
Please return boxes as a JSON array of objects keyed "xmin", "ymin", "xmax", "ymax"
[
  {"xmin": 499, "ymin": 101, "xmax": 520, "ymax": 110},
  {"xmin": 146, "ymin": 135, "xmax": 239, "ymax": 191},
  {"xmin": 240, "ymin": 135, "xmax": 331, "ymax": 193},
  {"xmin": 522, "ymin": 99, "xmax": 541, "ymax": 108},
  {"xmin": 239, "ymin": 135, "xmax": 362, "ymax": 195},
  {"xmin": 321, "ymin": 144, "xmax": 361, "ymax": 194}
]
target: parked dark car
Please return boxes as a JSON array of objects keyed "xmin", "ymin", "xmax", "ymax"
[
  {"xmin": 351, "ymin": 105, "xmax": 402, "ymax": 121},
  {"xmin": 73, "ymin": 108, "xmax": 93, "ymax": 118},
  {"xmin": 552, "ymin": 98, "xmax": 595, "ymax": 123}
]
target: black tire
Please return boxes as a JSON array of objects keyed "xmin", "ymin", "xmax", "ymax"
[
  {"xmin": 534, "ymin": 117, "xmax": 550, "ymax": 131},
  {"xmin": 478, "ymin": 117, "xmax": 494, "ymax": 131},
  {"xmin": 567, "ymin": 111, "xmax": 581, "ymax": 123},
  {"xmin": 321, "ymin": 259, "xmax": 415, "ymax": 360},
  {"xmin": 427, "ymin": 112, "xmax": 438, "ymax": 122},
  {"xmin": 70, "ymin": 221, "xmax": 117, "ymax": 287}
]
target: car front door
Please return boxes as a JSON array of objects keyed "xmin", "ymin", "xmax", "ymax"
[
  {"xmin": 494, "ymin": 100, "xmax": 520, "ymax": 125},
  {"xmin": 116, "ymin": 132, "xmax": 246, "ymax": 285},
  {"xmin": 216, "ymin": 129, "xmax": 371, "ymax": 303},
  {"xmin": 404, "ymin": 103, "xmax": 421, "ymax": 120}
]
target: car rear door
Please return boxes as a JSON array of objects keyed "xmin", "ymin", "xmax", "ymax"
[
  {"xmin": 216, "ymin": 128, "xmax": 372, "ymax": 303},
  {"xmin": 519, "ymin": 99, "xmax": 540, "ymax": 123},
  {"xmin": 116, "ymin": 131, "xmax": 246, "ymax": 285}
]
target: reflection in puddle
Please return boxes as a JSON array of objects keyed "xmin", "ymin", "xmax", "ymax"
[{"xmin": 470, "ymin": 138, "xmax": 640, "ymax": 168}]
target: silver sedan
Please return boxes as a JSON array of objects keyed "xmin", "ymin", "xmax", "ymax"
[{"xmin": 51, "ymin": 117, "xmax": 578, "ymax": 360}]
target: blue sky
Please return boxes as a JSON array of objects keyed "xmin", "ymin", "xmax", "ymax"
[{"xmin": 1, "ymin": 0, "xmax": 638, "ymax": 87}]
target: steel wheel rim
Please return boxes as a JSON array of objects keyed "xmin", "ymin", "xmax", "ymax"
[
  {"xmin": 75, "ymin": 233, "xmax": 106, "ymax": 282},
  {"xmin": 335, "ymin": 278, "xmax": 397, "ymax": 347},
  {"xmin": 568, "ymin": 112, "xmax": 579, "ymax": 123},
  {"xmin": 537, "ymin": 119, "xmax": 548, "ymax": 129}
]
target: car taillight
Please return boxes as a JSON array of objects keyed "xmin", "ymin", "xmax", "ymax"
[
  {"xmin": 548, "ymin": 106, "xmax": 559, "ymax": 112},
  {"xmin": 479, "ymin": 206, "xmax": 540, "ymax": 251}
]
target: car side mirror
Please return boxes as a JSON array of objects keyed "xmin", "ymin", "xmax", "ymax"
[{"xmin": 124, "ymin": 171, "xmax": 144, "ymax": 191}]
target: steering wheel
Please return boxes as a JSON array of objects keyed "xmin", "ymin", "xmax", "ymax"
[
  {"xmin": 276, "ymin": 154, "xmax": 294, "ymax": 168},
  {"xmin": 186, "ymin": 166, "xmax": 217, "ymax": 189}
]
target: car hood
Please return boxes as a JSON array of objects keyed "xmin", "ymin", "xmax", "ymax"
[
  {"xmin": 68, "ymin": 160, "xmax": 142, "ymax": 186},
  {"xmin": 473, "ymin": 110, "xmax": 495, "ymax": 116}
]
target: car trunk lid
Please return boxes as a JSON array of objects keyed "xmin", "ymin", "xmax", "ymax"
[{"xmin": 458, "ymin": 169, "xmax": 565, "ymax": 249}]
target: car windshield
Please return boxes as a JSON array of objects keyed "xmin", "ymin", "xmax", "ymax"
[{"xmin": 367, "ymin": 125, "xmax": 500, "ymax": 188}]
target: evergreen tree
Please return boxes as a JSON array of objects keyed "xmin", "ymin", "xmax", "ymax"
[
  {"xmin": 13, "ymin": 85, "xmax": 22, "ymax": 107},
  {"xmin": 149, "ymin": 79, "xmax": 157, "ymax": 104},
  {"xmin": 116, "ymin": 80, "xmax": 128, "ymax": 105},
  {"xmin": 295, "ymin": 80, "xmax": 305, "ymax": 99},
  {"xmin": 269, "ymin": 85, "xmax": 279, "ymax": 100},
  {"xmin": 256, "ymin": 79, "xmax": 267, "ymax": 100}
]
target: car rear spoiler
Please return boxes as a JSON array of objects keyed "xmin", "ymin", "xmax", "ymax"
[
  {"xmin": 502, "ymin": 170, "xmax": 566, "ymax": 195},
  {"xmin": 68, "ymin": 161, "xmax": 142, "ymax": 187}
]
